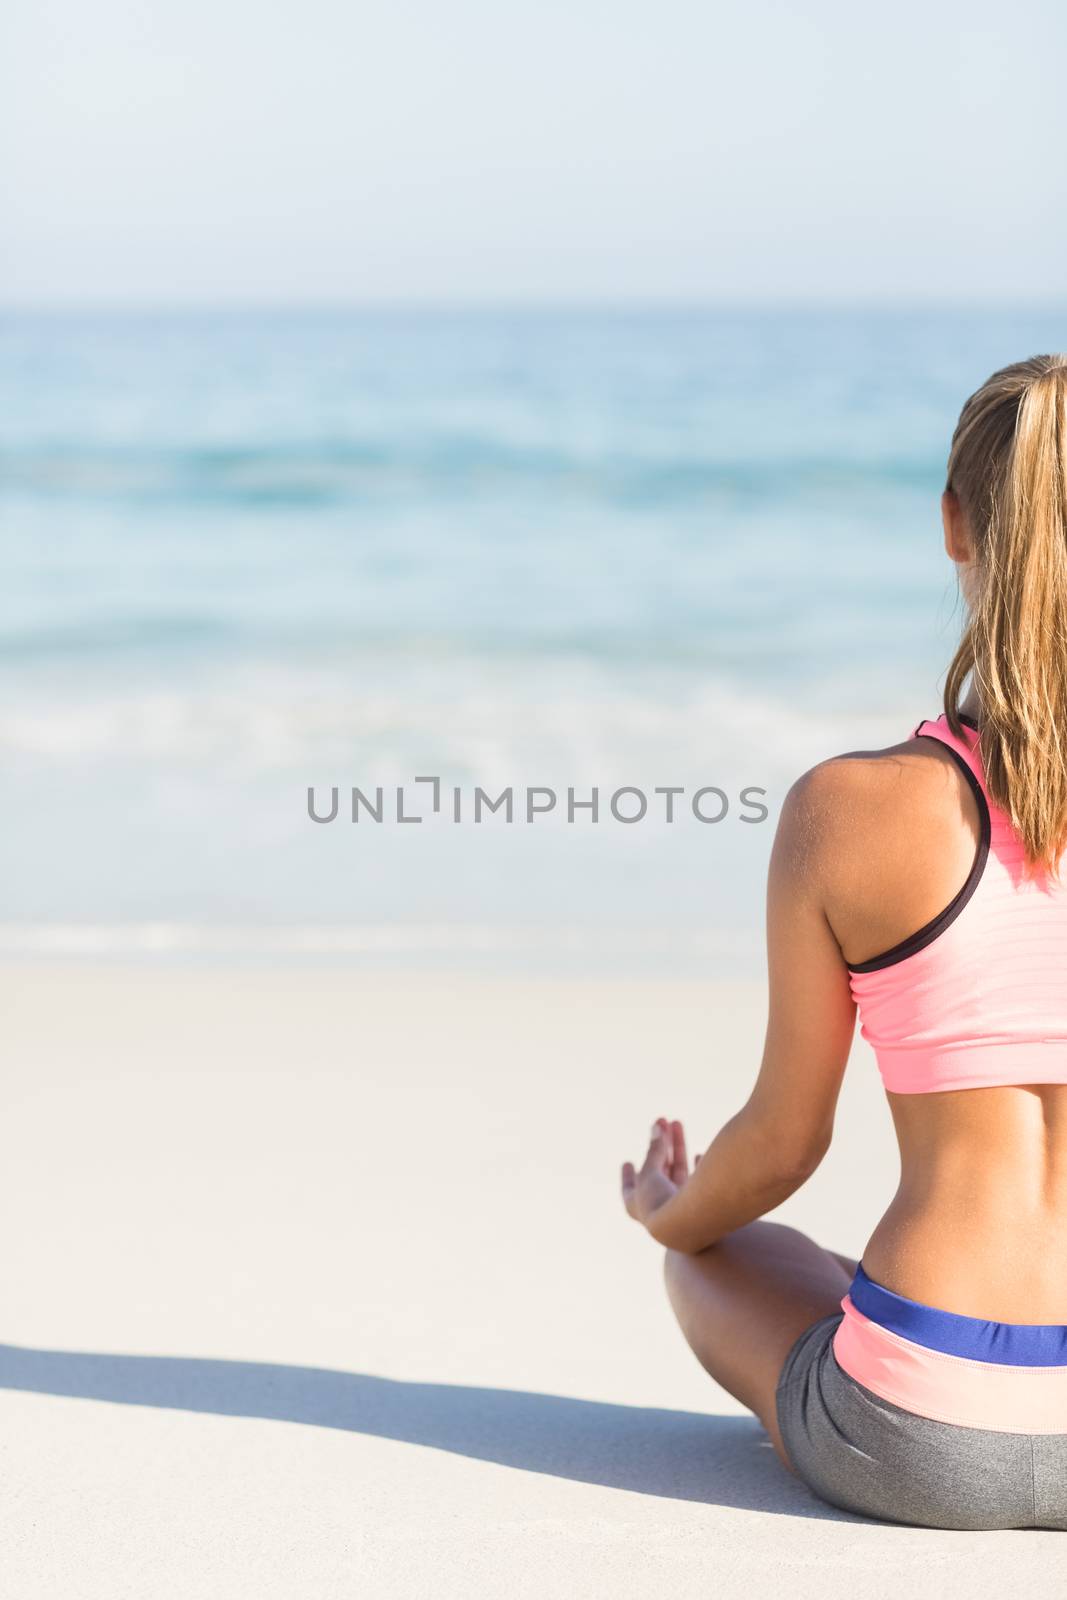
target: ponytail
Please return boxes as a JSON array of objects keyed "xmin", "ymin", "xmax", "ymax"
[{"xmin": 943, "ymin": 356, "xmax": 1067, "ymax": 875}]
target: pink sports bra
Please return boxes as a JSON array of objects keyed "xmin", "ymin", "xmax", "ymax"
[{"xmin": 848, "ymin": 713, "xmax": 1067, "ymax": 1094}]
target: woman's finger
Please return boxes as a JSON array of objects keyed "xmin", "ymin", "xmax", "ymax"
[
  {"xmin": 669, "ymin": 1119, "xmax": 688, "ymax": 1183},
  {"xmin": 640, "ymin": 1117, "xmax": 669, "ymax": 1175},
  {"xmin": 620, "ymin": 1161, "xmax": 637, "ymax": 1217}
]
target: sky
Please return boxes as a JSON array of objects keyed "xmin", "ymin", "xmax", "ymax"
[{"xmin": 1, "ymin": 0, "xmax": 1064, "ymax": 306}]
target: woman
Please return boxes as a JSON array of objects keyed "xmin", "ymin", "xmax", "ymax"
[{"xmin": 621, "ymin": 354, "xmax": 1067, "ymax": 1530}]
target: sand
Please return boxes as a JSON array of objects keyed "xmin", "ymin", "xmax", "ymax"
[{"xmin": 0, "ymin": 964, "xmax": 1062, "ymax": 1598}]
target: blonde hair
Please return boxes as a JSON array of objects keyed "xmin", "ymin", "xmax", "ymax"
[{"xmin": 944, "ymin": 354, "xmax": 1067, "ymax": 874}]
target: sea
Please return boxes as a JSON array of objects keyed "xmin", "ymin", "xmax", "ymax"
[{"xmin": 3, "ymin": 306, "xmax": 1065, "ymax": 972}]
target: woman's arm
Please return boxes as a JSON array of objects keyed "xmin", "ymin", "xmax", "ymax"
[{"xmin": 621, "ymin": 765, "xmax": 857, "ymax": 1253}]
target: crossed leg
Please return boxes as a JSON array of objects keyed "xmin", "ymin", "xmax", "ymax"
[{"xmin": 663, "ymin": 1220, "xmax": 856, "ymax": 1466}]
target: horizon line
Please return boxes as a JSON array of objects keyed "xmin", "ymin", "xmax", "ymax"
[{"xmin": 2, "ymin": 295, "xmax": 1066, "ymax": 317}]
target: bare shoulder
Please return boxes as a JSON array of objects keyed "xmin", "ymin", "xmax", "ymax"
[{"xmin": 774, "ymin": 735, "xmax": 977, "ymax": 897}]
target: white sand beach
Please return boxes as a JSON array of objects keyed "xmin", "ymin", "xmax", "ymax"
[{"xmin": 1, "ymin": 963, "xmax": 1062, "ymax": 1598}]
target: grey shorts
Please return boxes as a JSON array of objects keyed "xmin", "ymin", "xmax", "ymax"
[{"xmin": 776, "ymin": 1313, "xmax": 1067, "ymax": 1529}]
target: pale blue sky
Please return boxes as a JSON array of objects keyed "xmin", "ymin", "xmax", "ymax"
[{"xmin": 2, "ymin": 0, "xmax": 1064, "ymax": 305}]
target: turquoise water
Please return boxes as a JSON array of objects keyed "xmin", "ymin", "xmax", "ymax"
[{"xmin": 2, "ymin": 307, "xmax": 1065, "ymax": 967}]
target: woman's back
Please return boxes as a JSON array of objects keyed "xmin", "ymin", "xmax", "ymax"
[{"xmin": 813, "ymin": 714, "xmax": 1067, "ymax": 1321}]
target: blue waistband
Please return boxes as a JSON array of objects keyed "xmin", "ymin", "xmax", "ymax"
[{"xmin": 850, "ymin": 1264, "xmax": 1067, "ymax": 1367}]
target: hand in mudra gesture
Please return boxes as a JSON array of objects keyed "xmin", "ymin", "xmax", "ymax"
[{"xmin": 621, "ymin": 1116, "xmax": 699, "ymax": 1231}]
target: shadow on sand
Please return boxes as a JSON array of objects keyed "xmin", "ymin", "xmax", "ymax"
[{"xmin": 0, "ymin": 1342, "xmax": 856, "ymax": 1519}]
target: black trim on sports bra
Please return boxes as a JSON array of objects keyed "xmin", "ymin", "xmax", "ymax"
[{"xmin": 845, "ymin": 734, "xmax": 992, "ymax": 975}]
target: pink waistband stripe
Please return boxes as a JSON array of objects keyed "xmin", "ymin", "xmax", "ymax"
[{"xmin": 833, "ymin": 1296, "xmax": 1067, "ymax": 1434}]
